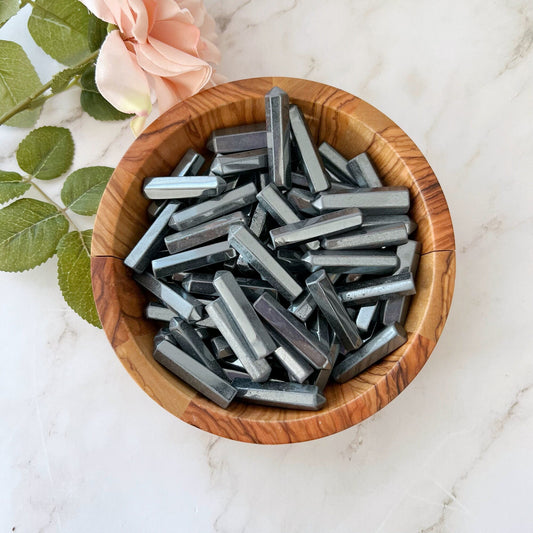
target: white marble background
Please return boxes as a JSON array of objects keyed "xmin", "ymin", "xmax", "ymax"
[{"xmin": 1, "ymin": 1, "xmax": 532, "ymax": 531}]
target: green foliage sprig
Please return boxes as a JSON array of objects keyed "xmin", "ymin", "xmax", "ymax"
[
  {"xmin": 0, "ymin": 0, "xmax": 129, "ymax": 327},
  {"xmin": 0, "ymin": 126, "xmax": 113, "ymax": 326}
]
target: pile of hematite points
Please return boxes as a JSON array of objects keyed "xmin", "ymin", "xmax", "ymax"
[{"xmin": 124, "ymin": 87, "xmax": 420, "ymax": 411}]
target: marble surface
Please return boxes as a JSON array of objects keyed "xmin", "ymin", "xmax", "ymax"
[{"xmin": 1, "ymin": 1, "xmax": 532, "ymax": 531}]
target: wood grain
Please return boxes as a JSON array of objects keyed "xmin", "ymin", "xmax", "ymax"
[{"xmin": 91, "ymin": 77, "xmax": 456, "ymax": 444}]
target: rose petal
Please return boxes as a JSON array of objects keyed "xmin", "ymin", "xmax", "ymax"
[
  {"xmin": 150, "ymin": 19, "xmax": 200, "ymax": 56},
  {"xmin": 175, "ymin": 1, "xmax": 220, "ymax": 62},
  {"xmin": 141, "ymin": 0, "xmax": 158, "ymax": 32},
  {"xmin": 135, "ymin": 43, "xmax": 182, "ymax": 77},
  {"xmin": 149, "ymin": 36, "xmax": 205, "ymax": 71},
  {"xmin": 83, "ymin": 0, "xmax": 222, "ymax": 132},
  {"xmin": 95, "ymin": 30, "xmax": 152, "ymax": 118},
  {"xmin": 154, "ymin": 0, "xmax": 190, "ymax": 22},
  {"xmin": 135, "ymin": 39, "xmax": 211, "ymax": 84},
  {"xmin": 125, "ymin": 0, "xmax": 149, "ymax": 43},
  {"xmin": 147, "ymin": 61, "xmax": 213, "ymax": 113},
  {"xmin": 130, "ymin": 114, "xmax": 147, "ymax": 136},
  {"xmin": 210, "ymin": 71, "xmax": 228, "ymax": 85},
  {"xmin": 105, "ymin": 0, "xmax": 133, "ymax": 31},
  {"xmin": 177, "ymin": 0, "xmax": 205, "ymax": 26},
  {"xmin": 150, "ymin": 75, "xmax": 181, "ymax": 112},
  {"xmin": 162, "ymin": 68, "xmax": 213, "ymax": 103},
  {"xmin": 197, "ymin": 37, "xmax": 221, "ymax": 65},
  {"xmin": 201, "ymin": 71, "xmax": 227, "ymax": 91}
]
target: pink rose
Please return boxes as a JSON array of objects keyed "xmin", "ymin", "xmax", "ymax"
[{"xmin": 80, "ymin": 0, "xmax": 223, "ymax": 135}]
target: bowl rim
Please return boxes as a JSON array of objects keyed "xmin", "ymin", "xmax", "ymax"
[{"xmin": 91, "ymin": 76, "xmax": 456, "ymax": 444}]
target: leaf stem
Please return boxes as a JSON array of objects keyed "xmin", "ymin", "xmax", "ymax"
[
  {"xmin": 0, "ymin": 50, "xmax": 99, "ymax": 126},
  {"xmin": 23, "ymin": 176, "xmax": 88, "ymax": 253},
  {"xmin": 25, "ymin": 178, "xmax": 72, "ymax": 223}
]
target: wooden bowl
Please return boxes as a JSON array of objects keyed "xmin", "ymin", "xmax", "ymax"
[{"xmin": 91, "ymin": 77, "xmax": 455, "ymax": 444}]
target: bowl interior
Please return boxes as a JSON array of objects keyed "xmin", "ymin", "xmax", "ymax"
[{"xmin": 91, "ymin": 77, "xmax": 455, "ymax": 444}]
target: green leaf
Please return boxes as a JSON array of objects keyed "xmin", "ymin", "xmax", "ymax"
[
  {"xmin": 0, "ymin": 170, "xmax": 30, "ymax": 203},
  {"xmin": 57, "ymin": 230, "xmax": 101, "ymax": 327},
  {"xmin": 17, "ymin": 126, "xmax": 74, "ymax": 180},
  {"xmin": 27, "ymin": 0, "xmax": 91, "ymax": 66},
  {"xmin": 51, "ymin": 63, "xmax": 88, "ymax": 94},
  {"xmin": 0, "ymin": 40, "xmax": 42, "ymax": 127},
  {"xmin": 87, "ymin": 12, "xmax": 107, "ymax": 52},
  {"xmin": 61, "ymin": 166, "xmax": 113, "ymax": 215},
  {"xmin": 0, "ymin": 198, "xmax": 69, "ymax": 271},
  {"xmin": 0, "ymin": 0, "xmax": 19, "ymax": 26},
  {"xmin": 80, "ymin": 65, "xmax": 132, "ymax": 121}
]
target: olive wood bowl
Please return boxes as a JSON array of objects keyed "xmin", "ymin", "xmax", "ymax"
[{"xmin": 91, "ymin": 77, "xmax": 455, "ymax": 444}]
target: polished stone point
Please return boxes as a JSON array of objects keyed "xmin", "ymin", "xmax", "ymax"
[
  {"xmin": 170, "ymin": 148, "xmax": 205, "ymax": 177},
  {"xmin": 181, "ymin": 272, "xmax": 279, "ymax": 300},
  {"xmin": 382, "ymin": 240, "xmax": 422, "ymax": 326},
  {"xmin": 168, "ymin": 317, "xmax": 227, "ymax": 378},
  {"xmin": 257, "ymin": 183, "xmax": 319, "ymax": 250},
  {"xmin": 286, "ymin": 187, "xmax": 319, "ymax": 216},
  {"xmin": 332, "ymin": 323, "xmax": 408, "ymax": 383},
  {"xmin": 235, "ymin": 203, "xmax": 268, "ymax": 271},
  {"xmin": 212, "ymin": 270, "xmax": 277, "ymax": 359},
  {"xmin": 306, "ymin": 269, "xmax": 362, "ymax": 352},
  {"xmin": 361, "ymin": 214, "xmax": 417, "ymax": 235},
  {"xmin": 347, "ymin": 152, "xmax": 383, "ymax": 188},
  {"xmin": 169, "ymin": 182, "xmax": 257, "ymax": 231},
  {"xmin": 124, "ymin": 201, "xmax": 180, "ymax": 273},
  {"xmin": 253, "ymin": 292, "xmax": 330, "ymax": 369},
  {"xmin": 206, "ymin": 299, "xmax": 271, "ymax": 382},
  {"xmin": 154, "ymin": 340, "xmax": 237, "ymax": 408},
  {"xmin": 165, "ymin": 211, "xmax": 247, "ymax": 254},
  {"xmin": 318, "ymin": 142, "xmax": 358, "ymax": 186},
  {"xmin": 289, "ymin": 104, "xmax": 330, "ymax": 193},
  {"xmin": 287, "ymin": 272, "xmax": 340, "ymax": 322},
  {"xmin": 312, "ymin": 187, "xmax": 410, "ymax": 214},
  {"xmin": 145, "ymin": 302, "xmax": 177, "ymax": 322},
  {"xmin": 125, "ymin": 88, "xmax": 423, "ymax": 411},
  {"xmin": 256, "ymin": 183, "xmax": 300, "ymax": 224},
  {"xmin": 270, "ymin": 207, "xmax": 363, "ymax": 248},
  {"xmin": 276, "ymin": 248, "xmax": 310, "ymax": 274},
  {"xmin": 338, "ymin": 271, "xmax": 416, "ymax": 306},
  {"xmin": 290, "ymin": 172, "xmax": 309, "ymax": 188},
  {"xmin": 147, "ymin": 200, "xmax": 168, "ymax": 219},
  {"xmin": 210, "ymin": 148, "xmax": 268, "ymax": 176},
  {"xmin": 210, "ymin": 336, "xmax": 235, "ymax": 360},
  {"xmin": 310, "ymin": 311, "xmax": 331, "ymax": 348},
  {"xmin": 268, "ymin": 329, "xmax": 314, "ymax": 384},
  {"xmin": 134, "ymin": 272, "xmax": 203, "ymax": 322},
  {"xmin": 314, "ymin": 340, "xmax": 340, "ymax": 392},
  {"xmin": 152, "ymin": 241, "xmax": 236, "ymax": 278},
  {"xmin": 207, "ymin": 123, "xmax": 267, "ymax": 153},
  {"xmin": 301, "ymin": 249, "xmax": 399, "ymax": 275},
  {"xmin": 248, "ymin": 204, "xmax": 268, "ymax": 237},
  {"xmin": 288, "ymin": 289, "xmax": 318, "ymax": 322},
  {"xmin": 228, "ymin": 222, "xmax": 303, "ymax": 302},
  {"xmin": 265, "ymin": 87, "xmax": 291, "ymax": 189},
  {"xmin": 231, "ymin": 378, "xmax": 326, "ymax": 410},
  {"xmin": 153, "ymin": 328, "xmax": 177, "ymax": 348},
  {"xmin": 195, "ymin": 326, "xmax": 211, "ymax": 342},
  {"xmin": 143, "ymin": 175, "xmax": 226, "ymax": 200},
  {"xmin": 321, "ymin": 222, "xmax": 408, "ymax": 250},
  {"xmin": 395, "ymin": 240, "xmax": 422, "ymax": 274}
]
